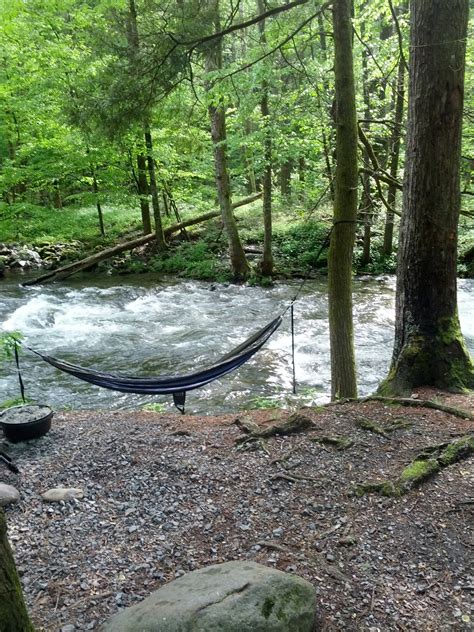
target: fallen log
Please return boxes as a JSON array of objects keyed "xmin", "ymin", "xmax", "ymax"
[{"xmin": 22, "ymin": 192, "xmax": 262, "ymax": 286}]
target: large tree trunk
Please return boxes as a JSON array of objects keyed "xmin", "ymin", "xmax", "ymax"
[
  {"xmin": 382, "ymin": 56, "xmax": 405, "ymax": 256},
  {"xmin": 0, "ymin": 510, "xmax": 35, "ymax": 631},
  {"xmin": 379, "ymin": 0, "xmax": 473, "ymax": 395},
  {"xmin": 258, "ymin": 0, "xmax": 273, "ymax": 277},
  {"xmin": 205, "ymin": 1, "xmax": 250, "ymax": 280},
  {"xmin": 144, "ymin": 125, "xmax": 166, "ymax": 251},
  {"xmin": 328, "ymin": 0, "xmax": 359, "ymax": 400}
]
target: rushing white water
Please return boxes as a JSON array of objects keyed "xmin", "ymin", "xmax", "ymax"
[{"xmin": 1, "ymin": 274, "xmax": 473, "ymax": 413}]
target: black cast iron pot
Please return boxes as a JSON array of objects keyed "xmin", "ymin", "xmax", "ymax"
[{"xmin": 0, "ymin": 404, "xmax": 53, "ymax": 443}]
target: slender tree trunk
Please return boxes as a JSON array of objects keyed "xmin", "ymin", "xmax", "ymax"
[
  {"xmin": 258, "ymin": 0, "xmax": 273, "ymax": 277},
  {"xmin": 205, "ymin": 1, "xmax": 250, "ymax": 280},
  {"xmin": 53, "ymin": 181, "xmax": 62, "ymax": 209},
  {"xmin": 358, "ymin": 20, "xmax": 372, "ymax": 267},
  {"xmin": 0, "ymin": 510, "xmax": 35, "ymax": 631},
  {"xmin": 383, "ymin": 56, "xmax": 405, "ymax": 256},
  {"xmin": 91, "ymin": 164, "xmax": 105, "ymax": 236},
  {"xmin": 379, "ymin": 0, "xmax": 473, "ymax": 395},
  {"xmin": 144, "ymin": 126, "xmax": 166, "ymax": 250},
  {"xmin": 136, "ymin": 153, "xmax": 152, "ymax": 235},
  {"xmin": 317, "ymin": 12, "xmax": 335, "ymax": 200},
  {"xmin": 328, "ymin": 0, "xmax": 358, "ymax": 400},
  {"xmin": 126, "ymin": 0, "xmax": 152, "ymax": 236},
  {"xmin": 280, "ymin": 160, "xmax": 292, "ymax": 198}
]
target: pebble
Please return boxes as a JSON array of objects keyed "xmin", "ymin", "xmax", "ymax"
[{"xmin": 0, "ymin": 482, "xmax": 20, "ymax": 506}]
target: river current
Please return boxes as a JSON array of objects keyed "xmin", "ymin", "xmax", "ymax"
[{"xmin": 1, "ymin": 274, "xmax": 473, "ymax": 414}]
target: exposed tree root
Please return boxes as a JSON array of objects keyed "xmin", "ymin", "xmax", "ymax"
[
  {"xmin": 355, "ymin": 418, "xmax": 413, "ymax": 437},
  {"xmin": 342, "ymin": 396, "xmax": 474, "ymax": 421},
  {"xmin": 310, "ymin": 435, "xmax": 354, "ymax": 450},
  {"xmin": 235, "ymin": 413, "xmax": 314, "ymax": 446},
  {"xmin": 356, "ymin": 434, "xmax": 474, "ymax": 497},
  {"xmin": 356, "ymin": 418, "xmax": 389, "ymax": 436}
]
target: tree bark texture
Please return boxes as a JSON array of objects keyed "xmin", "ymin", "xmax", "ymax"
[
  {"xmin": 0, "ymin": 510, "xmax": 35, "ymax": 631},
  {"xmin": 328, "ymin": 0, "xmax": 359, "ymax": 400},
  {"xmin": 380, "ymin": 0, "xmax": 473, "ymax": 394},
  {"xmin": 205, "ymin": 1, "xmax": 250, "ymax": 280}
]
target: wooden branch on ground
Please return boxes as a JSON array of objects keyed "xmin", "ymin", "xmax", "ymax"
[{"xmin": 22, "ymin": 193, "xmax": 262, "ymax": 287}]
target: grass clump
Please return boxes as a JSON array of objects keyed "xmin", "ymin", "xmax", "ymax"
[{"xmin": 150, "ymin": 241, "xmax": 231, "ymax": 281}]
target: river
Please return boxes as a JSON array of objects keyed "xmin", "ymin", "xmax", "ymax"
[{"xmin": 1, "ymin": 273, "xmax": 473, "ymax": 414}]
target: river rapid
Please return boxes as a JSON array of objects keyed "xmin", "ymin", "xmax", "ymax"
[{"xmin": 1, "ymin": 273, "xmax": 473, "ymax": 414}]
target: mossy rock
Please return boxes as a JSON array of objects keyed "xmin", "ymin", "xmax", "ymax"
[{"xmin": 99, "ymin": 561, "xmax": 317, "ymax": 632}]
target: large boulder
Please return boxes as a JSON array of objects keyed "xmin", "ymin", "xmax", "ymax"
[{"xmin": 100, "ymin": 561, "xmax": 317, "ymax": 632}]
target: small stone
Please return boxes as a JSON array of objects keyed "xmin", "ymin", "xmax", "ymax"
[
  {"xmin": 326, "ymin": 553, "xmax": 335, "ymax": 562},
  {"xmin": 60, "ymin": 625, "xmax": 76, "ymax": 632},
  {"xmin": 272, "ymin": 527, "xmax": 284, "ymax": 538},
  {"xmin": 41, "ymin": 488, "xmax": 84, "ymax": 503},
  {"xmin": 0, "ymin": 483, "xmax": 20, "ymax": 506}
]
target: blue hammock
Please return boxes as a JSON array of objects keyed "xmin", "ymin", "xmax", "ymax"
[{"xmin": 29, "ymin": 316, "xmax": 282, "ymax": 412}]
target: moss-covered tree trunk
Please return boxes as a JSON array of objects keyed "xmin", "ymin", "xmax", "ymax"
[
  {"xmin": 328, "ymin": 0, "xmax": 358, "ymax": 400},
  {"xmin": 379, "ymin": 0, "xmax": 473, "ymax": 395},
  {"xmin": 0, "ymin": 510, "xmax": 34, "ymax": 631},
  {"xmin": 205, "ymin": 0, "xmax": 250, "ymax": 280}
]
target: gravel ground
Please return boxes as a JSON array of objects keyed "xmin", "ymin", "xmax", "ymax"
[{"xmin": 1, "ymin": 390, "xmax": 473, "ymax": 631}]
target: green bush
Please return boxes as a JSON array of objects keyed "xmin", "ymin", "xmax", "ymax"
[
  {"xmin": 150, "ymin": 241, "xmax": 231, "ymax": 281},
  {"xmin": 273, "ymin": 221, "xmax": 331, "ymax": 269}
]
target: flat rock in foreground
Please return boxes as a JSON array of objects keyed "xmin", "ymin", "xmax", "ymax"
[{"xmin": 100, "ymin": 560, "xmax": 317, "ymax": 632}]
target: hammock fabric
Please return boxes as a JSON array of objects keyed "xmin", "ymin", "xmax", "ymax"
[{"xmin": 30, "ymin": 316, "xmax": 282, "ymax": 412}]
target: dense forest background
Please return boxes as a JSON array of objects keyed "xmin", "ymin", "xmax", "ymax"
[{"xmin": 0, "ymin": 0, "xmax": 472, "ymax": 281}]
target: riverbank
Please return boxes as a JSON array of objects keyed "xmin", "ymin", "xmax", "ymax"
[{"xmin": 1, "ymin": 389, "xmax": 473, "ymax": 631}]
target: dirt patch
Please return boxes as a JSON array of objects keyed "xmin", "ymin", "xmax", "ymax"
[{"xmin": 1, "ymin": 389, "xmax": 473, "ymax": 631}]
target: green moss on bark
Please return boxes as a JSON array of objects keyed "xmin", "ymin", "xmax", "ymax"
[
  {"xmin": 378, "ymin": 324, "xmax": 474, "ymax": 397},
  {"xmin": 356, "ymin": 434, "xmax": 474, "ymax": 497}
]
